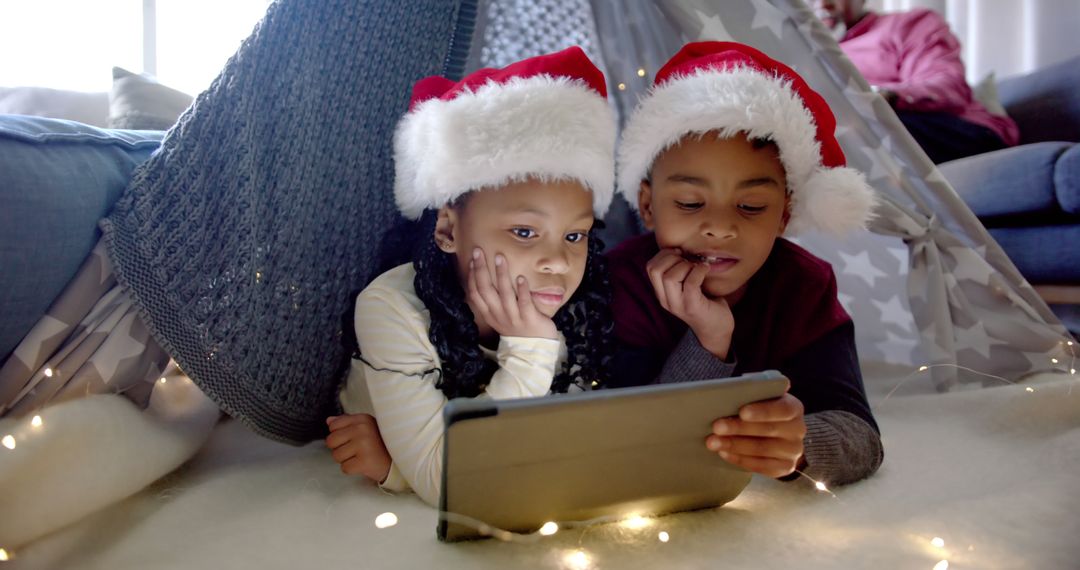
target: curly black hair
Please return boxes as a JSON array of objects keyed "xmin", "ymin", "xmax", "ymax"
[{"xmin": 381, "ymin": 208, "xmax": 615, "ymax": 400}]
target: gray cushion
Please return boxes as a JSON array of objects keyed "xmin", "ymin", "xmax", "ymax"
[{"xmin": 0, "ymin": 115, "xmax": 161, "ymax": 362}]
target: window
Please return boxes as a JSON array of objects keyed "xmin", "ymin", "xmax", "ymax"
[{"xmin": 0, "ymin": 0, "xmax": 271, "ymax": 95}]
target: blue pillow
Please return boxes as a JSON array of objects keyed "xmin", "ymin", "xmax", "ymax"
[{"xmin": 0, "ymin": 115, "xmax": 162, "ymax": 363}]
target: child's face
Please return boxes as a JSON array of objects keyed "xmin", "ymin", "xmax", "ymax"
[
  {"xmin": 639, "ymin": 131, "xmax": 789, "ymax": 301},
  {"xmin": 437, "ymin": 178, "xmax": 595, "ymax": 319}
]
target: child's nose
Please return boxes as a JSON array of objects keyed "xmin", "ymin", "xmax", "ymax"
[
  {"xmin": 537, "ymin": 242, "xmax": 570, "ymax": 274},
  {"xmin": 700, "ymin": 210, "xmax": 738, "ymax": 239}
]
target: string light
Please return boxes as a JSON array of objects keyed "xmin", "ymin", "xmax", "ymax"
[
  {"xmin": 539, "ymin": 521, "xmax": 559, "ymax": 536},
  {"xmin": 815, "ymin": 481, "xmax": 828, "ymax": 492},
  {"xmin": 159, "ymin": 377, "xmax": 167, "ymax": 384},
  {"xmin": 658, "ymin": 531, "xmax": 670, "ymax": 542},
  {"xmin": 43, "ymin": 367, "xmax": 53, "ymax": 377},
  {"xmin": 617, "ymin": 83, "xmax": 626, "ymax": 91},
  {"xmin": 931, "ymin": 537, "xmax": 945, "ymax": 548},
  {"xmin": 0, "ymin": 548, "xmax": 8, "ymax": 561},
  {"xmin": 620, "ymin": 514, "xmax": 651, "ymax": 529},
  {"xmin": 933, "ymin": 560, "xmax": 949, "ymax": 570},
  {"xmin": 31, "ymin": 415, "xmax": 42, "ymax": 427},
  {"xmin": 1025, "ymin": 387, "xmax": 1035, "ymax": 393},
  {"xmin": 1, "ymin": 435, "xmax": 14, "ymax": 450},
  {"xmin": 562, "ymin": 549, "xmax": 591, "ymax": 570},
  {"xmin": 1051, "ymin": 358, "xmax": 1059, "ymax": 364},
  {"xmin": 374, "ymin": 512, "xmax": 398, "ymax": 529},
  {"xmin": 636, "ymin": 68, "xmax": 646, "ymax": 77},
  {"xmin": 918, "ymin": 365, "xmax": 928, "ymax": 372}
]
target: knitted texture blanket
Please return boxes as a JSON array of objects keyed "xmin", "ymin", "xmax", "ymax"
[{"xmin": 101, "ymin": 0, "xmax": 477, "ymax": 444}]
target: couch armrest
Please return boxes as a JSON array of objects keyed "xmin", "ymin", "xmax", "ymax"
[
  {"xmin": 998, "ymin": 55, "xmax": 1080, "ymax": 145},
  {"xmin": 940, "ymin": 142, "xmax": 1071, "ymax": 220}
]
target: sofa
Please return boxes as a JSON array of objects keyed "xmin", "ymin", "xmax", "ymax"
[{"xmin": 939, "ymin": 55, "xmax": 1080, "ymax": 331}]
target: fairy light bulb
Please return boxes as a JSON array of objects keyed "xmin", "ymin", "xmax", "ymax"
[
  {"xmin": 637, "ymin": 68, "xmax": 646, "ymax": 77},
  {"xmin": 620, "ymin": 514, "xmax": 650, "ymax": 529},
  {"xmin": 918, "ymin": 365, "xmax": 928, "ymax": 372},
  {"xmin": 617, "ymin": 83, "xmax": 626, "ymax": 91},
  {"xmin": 374, "ymin": 512, "xmax": 398, "ymax": 529},
  {"xmin": 658, "ymin": 531, "xmax": 670, "ymax": 542},
  {"xmin": 43, "ymin": 367, "xmax": 53, "ymax": 377},
  {"xmin": 0, "ymin": 548, "xmax": 9, "ymax": 561},
  {"xmin": 931, "ymin": 537, "xmax": 945, "ymax": 548},
  {"xmin": 1051, "ymin": 358, "xmax": 1059, "ymax": 364},
  {"xmin": 159, "ymin": 377, "xmax": 167, "ymax": 384},
  {"xmin": 31, "ymin": 415, "xmax": 42, "ymax": 427},
  {"xmin": 2, "ymin": 435, "xmax": 14, "ymax": 450},
  {"xmin": 933, "ymin": 560, "xmax": 949, "ymax": 570},
  {"xmin": 1025, "ymin": 387, "xmax": 1034, "ymax": 393},
  {"xmin": 539, "ymin": 521, "xmax": 559, "ymax": 536},
  {"xmin": 815, "ymin": 481, "xmax": 828, "ymax": 492},
  {"xmin": 563, "ymin": 549, "xmax": 591, "ymax": 570}
]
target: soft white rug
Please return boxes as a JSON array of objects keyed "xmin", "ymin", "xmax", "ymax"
[{"xmin": 5, "ymin": 367, "xmax": 1079, "ymax": 569}]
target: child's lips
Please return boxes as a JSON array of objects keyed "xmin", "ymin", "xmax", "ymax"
[
  {"xmin": 685, "ymin": 252, "xmax": 740, "ymax": 274},
  {"xmin": 530, "ymin": 288, "xmax": 565, "ymax": 306}
]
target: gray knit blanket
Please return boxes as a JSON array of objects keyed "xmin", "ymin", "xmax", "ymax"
[{"xmin": 101, "ymin": 0, "xmax": 478, "ymax": 443}]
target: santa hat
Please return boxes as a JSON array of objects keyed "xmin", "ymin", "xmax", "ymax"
[
  {"xmin": 393, "ymin": 46, "xmax": 616, "ymax": 220},
  {"xmin": 617, "ymin": 41, "xmax": 876, "ymax": 235}
]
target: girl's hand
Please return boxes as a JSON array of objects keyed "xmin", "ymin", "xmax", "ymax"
[
  {"xmin": 704, "ymin": 391, "xmax": 806, "ymax": 479},
  {"xmin": 645, "ymin": 248, "xmax": 735, "ymax": 358},
  {"xmin": 326, "ymin": 414, "xmax": 392, "ymax": 483},
  {"xmin": 467, "ymin": 248, "xmax": 558, "ymax": 340}
]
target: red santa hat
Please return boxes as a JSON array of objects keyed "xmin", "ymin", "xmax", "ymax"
[
  {"xmin": 393, "ymin": 46, "xmax": 616, "ymax": 220},
  {"xmin": 617, "ymin": 41, "xmax": 877, "ymax": 235}
]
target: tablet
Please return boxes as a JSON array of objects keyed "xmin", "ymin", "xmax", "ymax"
[{"xmin": 437, "ymin": 369, "xmax": 789, "ymax": 541}]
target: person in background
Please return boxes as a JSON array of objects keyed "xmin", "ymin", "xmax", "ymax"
[{"xmin": 814, "ymin": 0, "xmax": 1018, "ymax": 163}]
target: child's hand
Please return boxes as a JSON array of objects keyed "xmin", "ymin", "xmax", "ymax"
[
  {"xmin": 646, "ymin": 248, "xmax": 734, "ymax": 358},
  {"xmin": 467, "ymin": 248, "xmax": 558, "ymax": 340},
  {"xmin": 326, "ymin": 414, "xmax": 392, "ymax": 483},
  {"xmin": 705, "ymin": 391, "xmax": 806, "ymax": 479}
]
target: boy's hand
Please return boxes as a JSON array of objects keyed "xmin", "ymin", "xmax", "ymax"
[
  {"xmin": 467, "ymin": 248, "xmax": 558, "ymax": 340},
  {"xmin": 705, "ymin": 391, "xmax": 806, "ymax": 479},
  {"xmin": 645, "ymin": 248, "xmax": 734, "ymax": 358},
  {"xmin": 326, "ymin": 414, "xmax": 392, "ymax": 483}
]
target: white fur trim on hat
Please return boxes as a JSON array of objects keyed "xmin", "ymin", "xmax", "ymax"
[
  {"xmin": 616, "ymin": 67, "xmax": 876, "ymax": 234},
  {"xmin": 394, "ymin": 75, "xmax": 616, "ymax": 220}
]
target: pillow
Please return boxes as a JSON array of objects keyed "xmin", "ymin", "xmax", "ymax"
[
  {"xmin": 971, "ymin": 72, "xmax": 1009, "ymax": 117},
  {"xmin": 0, "ymin": 87, "xmax": 109, "ymax": 126},
  {"xmin": 107, "ymin": 67, "xmax": 193, "ymax": 130}
]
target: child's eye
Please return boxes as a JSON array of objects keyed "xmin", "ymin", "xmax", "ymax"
[
  {"xmin": 739, "ymin": 204, "xmax": 767, "ymax": 214},
  {"xmin": 675, "ymin": 201, "xmax": 703, "ymax": 210},
  {"xmin": 565, "ymin": 232, "xmax": 588, "ymax": 244},
  {"xmin": 510, "ymin": 227, "xmax": 537, "ymax": 239}
]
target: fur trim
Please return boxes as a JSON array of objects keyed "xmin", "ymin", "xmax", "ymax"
[
  {"xmin": 616, "ymin": 66, "xmax": 875, "ymax": 234},
  {"xmin": 394, "ymin": 75, "xmax": 616, "ymax": 220},
  {"xmin": 787, "ymin": 167, "xmax": 878, "ymax": 235}
]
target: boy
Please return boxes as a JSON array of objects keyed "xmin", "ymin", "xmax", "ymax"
[{"xmin": 608, "ymin": 41, "xmax": 883, "ymax": 485}]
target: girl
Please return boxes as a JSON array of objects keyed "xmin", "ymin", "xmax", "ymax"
[{"xmin": 325, "ymin": 47, "xmax": 617, "ymax": 506}]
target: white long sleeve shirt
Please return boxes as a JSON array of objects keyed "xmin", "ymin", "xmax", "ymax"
[{"xmin": 339, "ymin": 263, "xmax": 564, "ymax": 506}]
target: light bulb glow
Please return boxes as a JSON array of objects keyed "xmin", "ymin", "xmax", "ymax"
[
  {"xmin": 815, "ymin": 481, "xmax": 828, "ymax": 492},
  {"xmin": 658, "ymin": 531, "xmax": 670, "ymax": 542},
  {"xmin": 918, "ymin": 365, "xmax": 928, "ymax": 372},
  {"xmin": 0, "ymin": 548, "xmax": 9, "ymax": 561},
  {"xmin": 31, "ymin": 415, "xmax": 42, "ymax": 427},
  {"xmin": 620, "ymin": 514, "xmax": 651, "ymax": 529},
  {"xmin": 563, "ymin": 549, "xmax": 591, "ymax": 570},
  {"xmin": 617, "ymin": 83, "xmax": 626, "ymax": 91},
  {"xmin": 931, "ymin": 537, "xmax": 945, "ymax": 548},
  {"xmin": 159, "ymin": 377, "xmax": 167, "ymax": 384},
  {"xmin": 933, "ymin": 560, "xmax": 949, "ymax": 570},
  {"xmin": 374, "ymin": 512, "xmax": 398, "ymax": 528},
  {"xmin": 1025, "ymin": 387, "xmax": 1034, "ymax": 393},
  {"xmin": 1051, "ymin": 358, "xmax": 1059, "ymax": 364},
  {"xmin": 539, "ymin": 521, "xmax": 559, "ymax": 536},
  {"xmin": 2, "ymin": 435, "xmax": 14, "ymax": 450},
  {"xmin": 636, "ymin": 68, "xmax": 646, "ymax": 77}
]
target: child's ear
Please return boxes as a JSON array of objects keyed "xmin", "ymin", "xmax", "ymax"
[
  {"xmin": 434, "ymin": 206, "xmax": 459, "ymax": 253},
  {"xmin": 637, "ymin": 181, "xmax": 656, "ymax": 230}
]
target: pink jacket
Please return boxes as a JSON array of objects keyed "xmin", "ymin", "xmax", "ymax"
[{"xmin": 840, "ymin": 9, "xmax": 1019, "ymax": 146}]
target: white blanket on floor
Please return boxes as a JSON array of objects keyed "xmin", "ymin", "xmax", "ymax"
[{"xmin": 8, "ymin": 370, "xmax": 1080, "ymax": 569}]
